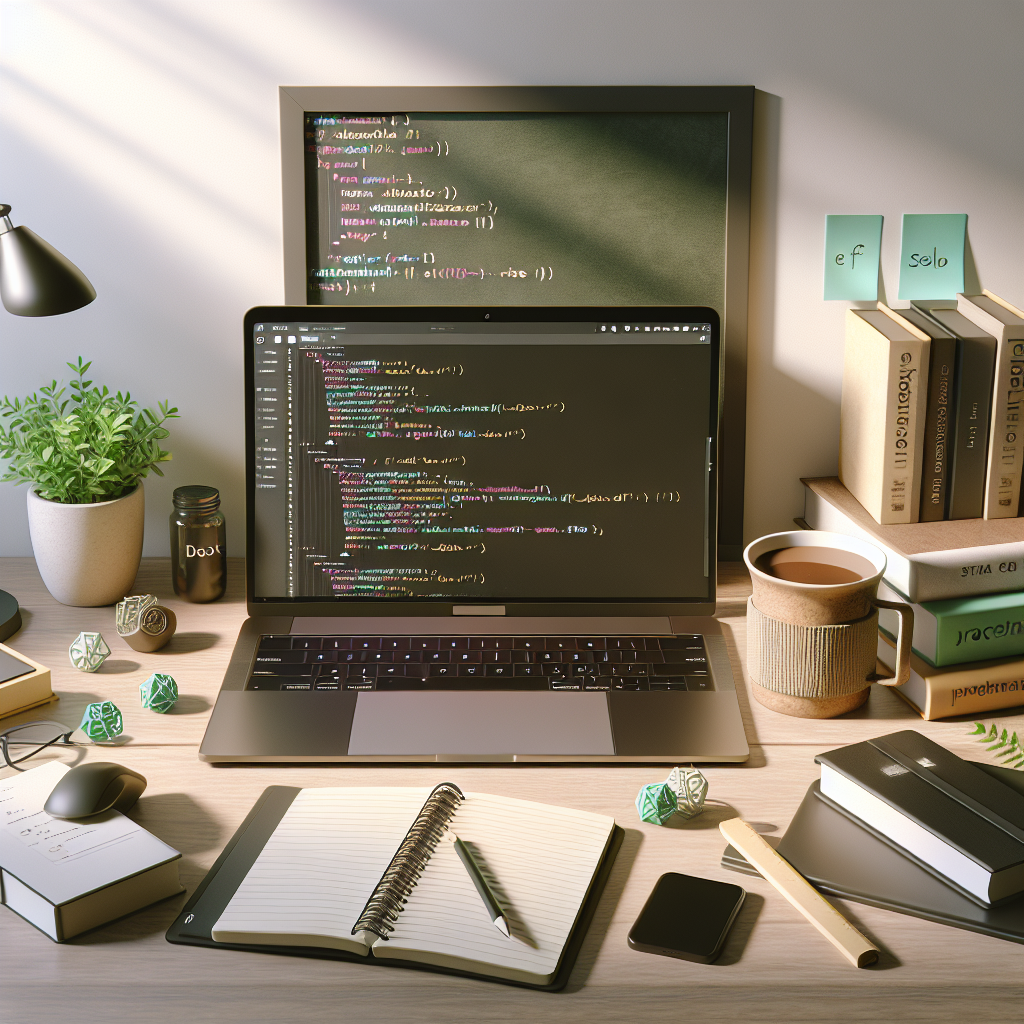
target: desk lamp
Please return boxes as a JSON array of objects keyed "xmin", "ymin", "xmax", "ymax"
[{"xmin": 0, "ymin": 204, "xmax": 97, "ymax": 639}]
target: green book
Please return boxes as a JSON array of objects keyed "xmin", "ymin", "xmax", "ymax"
[{"xmin": 878, "ymin": 580, "xmax": 1024, "ymax": 668}]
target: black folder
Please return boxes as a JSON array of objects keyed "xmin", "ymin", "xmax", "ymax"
[
  {"xmin": 165, "ymin": 785, "xmax": 623, "ymax": 990},
  {"xmin": 722, "ymin": 763, "xmax": 1024, "ymax": 944}
]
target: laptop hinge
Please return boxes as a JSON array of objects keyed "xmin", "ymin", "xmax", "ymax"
[{"xmin": 452, "ymin": 605, "xmax": 505, "ymax": 616}]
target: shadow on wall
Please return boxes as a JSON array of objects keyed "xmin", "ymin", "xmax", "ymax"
[
  {"xmin": 745, "ymin": 369, "xmax": 840, "ymax": 539},
  {"xmin": 745, "ymin": 89, "xmax": 825, "ymax": 545},
  {"xmin": 746, "ymin": 86, "xmax": 841, "ymax": 543}
]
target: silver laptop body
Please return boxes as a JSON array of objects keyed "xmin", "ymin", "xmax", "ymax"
[{"xmin": 199, "ymin": 306, "xmax": 749, "ymax": 763}]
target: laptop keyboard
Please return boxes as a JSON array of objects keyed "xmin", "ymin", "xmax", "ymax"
[{"xmin": 245, "ymin": 635, "xmax": 713, "ymax": 692}]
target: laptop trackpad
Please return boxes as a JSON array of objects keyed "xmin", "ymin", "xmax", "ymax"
[{"xmin": 348, "ymin": 692, "xmax": 614, "ymax": 757}]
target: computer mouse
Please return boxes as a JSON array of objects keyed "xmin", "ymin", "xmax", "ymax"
[{"xmin": 43, "ymin": 762, "xmax": 148, "ymax": 820}]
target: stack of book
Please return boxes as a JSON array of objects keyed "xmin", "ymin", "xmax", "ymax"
[
  {"xmin": 822, "ymin": 288, "xmax": 1023, "ymax": 720},
  {"xmin": 839, "ymin": 291, "xmax": 1024, "ymax": 525},
  {"xmin": 815, "ymin": 731, "xmax": 1024, "ymax": 914},
  {"xmin": 800, "ymin": 476, "xmax": 1023, "ymax": 720}
]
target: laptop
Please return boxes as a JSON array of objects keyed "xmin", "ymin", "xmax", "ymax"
[{"xmin": 199, "ymin": 306, "xmax": 749, "ymax": 763}]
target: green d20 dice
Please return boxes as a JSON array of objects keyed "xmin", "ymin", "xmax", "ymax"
[
  {"xmin": 79, "ymin": 701, "xmax": 123, "ymax": 741},
  {"xmin": 140, "ymin": 673, "xmax": 178, "ymax": 713},
  {"xmin": 665, "ymin": 766, "xmax": 709, "ymax": 820},
  {"xmin": 635, "ymin": 781, "xmax": 677, "ymax": 825},
  {"xmin": 69, "ymin": 632, "xmax": 111, "ymax": 672}
]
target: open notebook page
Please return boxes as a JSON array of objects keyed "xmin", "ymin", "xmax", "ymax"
[
  {"xmin": 375, "ymin": 792, "xmax": 615, "ymax": 984},
  {"xmin": 211, "ymin": 787, "xmax": 431, "ymax": 954}
]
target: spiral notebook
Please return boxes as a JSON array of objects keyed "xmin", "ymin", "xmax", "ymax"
[{"xmin": 167, "ymin": 783, "xmax": 621, "ymax": 989}]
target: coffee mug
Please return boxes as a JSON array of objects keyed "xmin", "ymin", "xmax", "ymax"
[{"xmin": 743, "ymin": 530, "xmax": 913, "ymax": 718}]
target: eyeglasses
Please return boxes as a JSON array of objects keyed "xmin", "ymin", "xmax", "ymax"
[{"xmin": 0, "ymin": 720, "xmax": 76, "ymax": 771}]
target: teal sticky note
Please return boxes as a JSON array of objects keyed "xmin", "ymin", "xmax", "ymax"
[
  {"xmin": 898, "ymin": 214, "xmax": 966, "ymax": 299},
  {"xmin": 824, "ymin": 215, "xmax": 883, "ymax": 299}
]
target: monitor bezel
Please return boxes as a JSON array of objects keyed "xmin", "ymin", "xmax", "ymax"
[
  {"xmin": 278, "ymin": 85, "xmax": 753, "ymax": 559},
  {"xmin": 244, "ymin": 304, "xmax": 720, "ymax": 619}
]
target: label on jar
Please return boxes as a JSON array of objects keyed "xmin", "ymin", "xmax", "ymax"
[{"xmin": 186, "ymin": 544, "xmax": 222, "ymax": 558}]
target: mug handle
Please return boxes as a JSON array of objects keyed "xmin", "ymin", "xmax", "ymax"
[{"xmin": 871, "ymin": 599, "xmax": 914, "ymax": 686}]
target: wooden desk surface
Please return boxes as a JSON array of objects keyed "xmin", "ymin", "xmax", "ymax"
[{"xmin": 1, "ymin": 558, "xmax": 1021, "ymax": 1023}]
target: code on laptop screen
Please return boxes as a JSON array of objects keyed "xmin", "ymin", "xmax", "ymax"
[{"xmin": 251, "ymin": 320, "xmax": 715, "ymax": 603}]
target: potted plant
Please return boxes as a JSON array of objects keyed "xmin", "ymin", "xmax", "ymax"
[{"xmin": 0, "ymin": 357, "xmax": 178, "ymax": 606}]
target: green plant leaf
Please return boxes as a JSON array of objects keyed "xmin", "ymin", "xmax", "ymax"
[
  {"xmin": 969, "ymin": 721, "xmax": 1024, "ymax": 770},
  {"xmin": 987, "ymin": 729, "xmax": 1011, "ymax": 752},
  {"xmin": 0, "ymin": 357, "xmax": 176, "ymax": 503}
]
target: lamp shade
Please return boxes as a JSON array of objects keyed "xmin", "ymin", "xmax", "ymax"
[{"xmin": 0, "ymin": 217, "xmax": 96, "ymax": 317}]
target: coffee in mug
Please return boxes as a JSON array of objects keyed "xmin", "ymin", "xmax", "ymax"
[
  {"xmin": 743, "ymin": 530, "xmax": 913, "ymax": 718},
  {"xmin": 753, "ymin": 546, "xmax": 875, "ymax": 586}
]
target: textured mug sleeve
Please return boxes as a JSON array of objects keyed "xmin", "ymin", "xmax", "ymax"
[{"xmin": 747, "ymin": 597, "xmax": 879, "ymax": 699}]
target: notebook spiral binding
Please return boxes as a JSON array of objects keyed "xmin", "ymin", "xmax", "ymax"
[{"xmin": 350, "ymin": 782, "xmax": 466, "ymax": 941}]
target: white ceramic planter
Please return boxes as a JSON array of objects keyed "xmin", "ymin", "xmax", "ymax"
[{"xmin": 27, "ymin": 482, "xmax": 145, "ymax": 606}]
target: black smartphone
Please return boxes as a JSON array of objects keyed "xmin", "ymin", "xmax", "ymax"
[{"xmin": 628, "ymin": 872, "xmax": 746, "ymax": 964}]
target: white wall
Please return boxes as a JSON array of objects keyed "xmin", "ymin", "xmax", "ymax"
[{"xmin": 1, "ymin": 0, "xmax": 1021, "ymax": 558}]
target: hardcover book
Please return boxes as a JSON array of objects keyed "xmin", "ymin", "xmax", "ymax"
[
  {"xmin": 877, "ymin": 579, "xmax": 1024, "ymax": 667},
  {"xmin": 815, "ymin": 731, "xmax": 1024, "ymax": 907},
  {"xmin": 912, "ymin": 304, "xmax": 997, "ymax": 520},
  {"xmin": 897, "ymin": 308, "xmax": 958, "ymax": 522},
  {"xmin": 800, "ymin": 476, "xmax": 1023, "ymax": 602},
  {"xmin": 0, "ymin": 763, "xmax": 183, "ymax": 942},
  {"xmin": 722, "ymin": 772, "xmax": 1024, "ymax": 945},
  {"xmin": 839, "ymin": 306, "xmax": 930, "ymax": 524},
  {"xmin": 876, "ymin": 632, "xmax": 1023, "ymax": 720},
  {"xmin": 957, "ymin": 292, "xmax": 1024, "ymax": 519}
]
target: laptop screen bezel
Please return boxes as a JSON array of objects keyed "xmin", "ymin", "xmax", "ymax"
[{"xmin": 244, "ymin": 305, "xmax": 720, "ymax": 618}]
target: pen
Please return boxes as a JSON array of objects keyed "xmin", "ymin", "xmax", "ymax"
[
  {"xmin": 446, "ymin": 831, "xmax": 511, "ymax": 937},
  {"xmin": 719, "ymin": 818, "xmax": 879, "ymax": 969}
]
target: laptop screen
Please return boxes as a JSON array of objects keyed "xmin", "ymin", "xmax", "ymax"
[{"xmin": 246, "ymin": 308, "xmax": 719, "ymax": 608}]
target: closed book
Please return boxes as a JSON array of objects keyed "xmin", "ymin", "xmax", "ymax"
[
  {"xmin": 957, "ymin": 292, "xmax": 1024, "ymax": 519},
  {"xmin": 877, "ymin": 632, "xmax": 1024, "ymax": 720},
  {"xmin": 913, "ymin": 304, "xmax": 997, "ymax": 520},
  {"xmin": 0, "ymin": 643, "xmax": 55, "ymax": 720},
  {"xmin": 877, "ymin": 579, "xmax": 1024, "ymax": 667},
  {"xmin": 815, "ymin": 730, "xmax": 1024, "ymax": 906},
  {"xmin": 800, "ymin": 476, "xmax": 1023, "ymax": 602},
  {"xmin": 0, "ymin": 762, "xmax": 183, "ymax": 941},
  {"xmin": 897, "ymin": 308, "xmax": 957, "ymax": 521},
  {"xmin": 839, "ymin": 306, "xmax": 930, "ymax": 524}
]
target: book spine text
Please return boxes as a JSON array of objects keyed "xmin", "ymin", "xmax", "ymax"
[
  {"xmin": 877, "ymin": 635, "xmax": 1024, "ymax": 720},
  {"xmin": 984, "ymin": 337, "xmax": 1024, "ymax": 518},
  {"xmin": 919, "ymin": 338, "xmax": 956, "ymax": 521},
  {"xmin": 889, "ymin": 348, "xmax": 923, "ymax": 520},
  {"xmin": 948, "ymin": 337, "xmax": 996, "ymax": 520}
]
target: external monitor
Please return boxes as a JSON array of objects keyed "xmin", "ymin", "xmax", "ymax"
[{"xmin": 278, "ymin": 86, "xmax": 753, "ymax": 556}]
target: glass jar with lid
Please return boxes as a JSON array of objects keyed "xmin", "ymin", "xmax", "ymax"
[{"xmin": 169, "ymin": 485, "xmax": 226, "ymax": 602}]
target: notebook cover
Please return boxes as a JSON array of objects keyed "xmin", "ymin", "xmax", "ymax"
[
  {"xmin": 815, "ymin": 732, "xmax": 1024, "ymax": 874},
  {"xmin": 868, "ymin": 732, "xmax": 1024, "ymax": 838},
  {"xmin": 721, "ymin": 765, "xmax": 1024, "ymax": 944},
  {"xmin": 0, "ymin": 648, "xmax": 34, "ymax": 686},
  {"xmin": 165, "ymin": 785, "xmax": 623, "ymax": 991}
]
